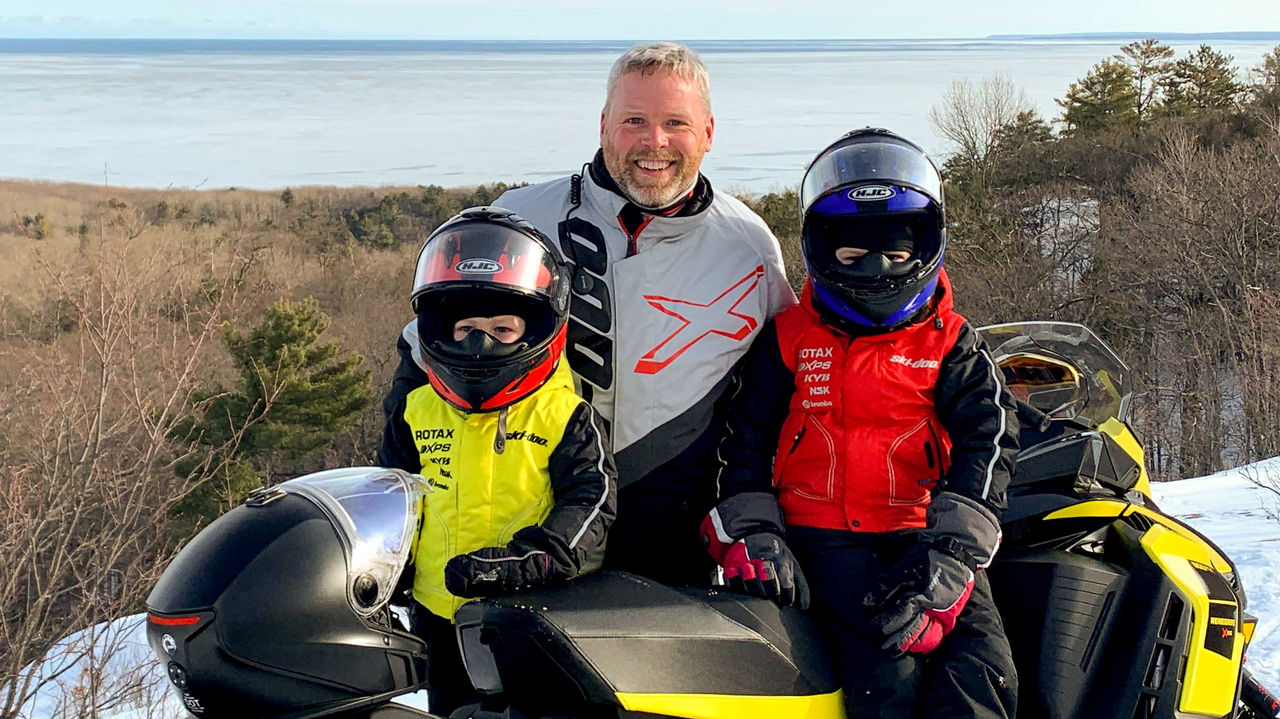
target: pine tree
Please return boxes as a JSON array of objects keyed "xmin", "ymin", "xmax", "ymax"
[
  {"xmin": 224, "ymin": 297, "xmax": 373, "ymax": 458},
  {"xmin": 1162, "ymin": 44, "xmax": 1243, "ymax": 114},
  {"xmin": 1057, "ymin": 59, "xmax": 1138, "ymax": 135},
  {"xmin": 173, "ymin": 297, "xmax": 373, "ymax": 519},
  {"xmin": 988, "ymin": 110, "xmax": 1055, "ymax": 185},
  {"xmin": 1116, "ymin": 39, "xmax": 1175, "ymax": 127}
]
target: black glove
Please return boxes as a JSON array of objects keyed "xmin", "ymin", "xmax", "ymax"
[
  {"xmin": 701, "ymin": 498, "xmax": 808, "ymax": 603},
  {"xmin": 724, "ymin": 532, "xmax": 811, "ymax": 609},
  {"xmin": 863, "ymin": 537, "xmax": 977, "ymax": 655},
  {"xmin": 443, "ymin": 540, "xmax": 553, "ymax": 598}
]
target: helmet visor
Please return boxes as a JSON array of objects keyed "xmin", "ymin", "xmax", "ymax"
[
  {"xmin": 413, "ymin": 223, "xmax": 559, "ymax": 301},
  {"xmin": 801, "ymin": 134, "xmax": 943, "ymax": 216}
]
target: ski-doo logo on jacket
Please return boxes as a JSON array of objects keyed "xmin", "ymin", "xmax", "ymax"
[
  {"xmin": 891, "ymin": 354, "xmax": 941, "ymax": 369},
  {"xmin": 505, "ymin": 429, "xmax": 549, "ymax": 446}
]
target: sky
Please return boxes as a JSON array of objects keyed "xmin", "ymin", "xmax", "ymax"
[{"xmin": 3, "ymin": 0, "xmax": 1280, "ymax": 40}]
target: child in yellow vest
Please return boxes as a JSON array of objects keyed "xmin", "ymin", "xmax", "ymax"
[{"xmin": 377, "ymin": 207, "xmax": 616, "ymax": 714}]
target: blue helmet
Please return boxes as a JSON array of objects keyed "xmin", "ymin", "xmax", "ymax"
[{"xmin": 799, "ymin": 128, "xmax": 945, "ymax": 334}]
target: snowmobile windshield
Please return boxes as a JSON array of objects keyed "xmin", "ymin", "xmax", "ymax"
[
  {"xmin": 800, "ymin": 132, "xmax": 943, "ymax": 217},
  {"xmin": 280, "ymin": 467, "xmax": 428, "ymax": 617},
  {"xmin": 977, "ymin": 322, "xmax": 1131, "ymax": 427}
]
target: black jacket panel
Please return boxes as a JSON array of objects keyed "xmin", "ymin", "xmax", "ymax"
[{"xmin": 934, "ymin": 322, "xmax": 1020, "ymax": 513}]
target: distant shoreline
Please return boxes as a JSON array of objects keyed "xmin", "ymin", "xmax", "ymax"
[
  {"xmin": 0, "ymin": 34, "xmax": 1277, "ymax": 54},
  {"xmin": 988, "ymin": 31, "xmax": 1280, "ymax": 40}
]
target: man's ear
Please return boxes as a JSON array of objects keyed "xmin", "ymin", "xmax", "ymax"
[
  {"xmin": 704, "ymin": 112, "xmax": 715, "ymax": 152},
  {"xmin": 600, "ymin": 109, "xmax": 607, "ymax": 144}
]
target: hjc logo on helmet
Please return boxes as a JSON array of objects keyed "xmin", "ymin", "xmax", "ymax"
[
  {"xmin": 456, "ymin": 258, "xmax": 503, "ymax": 273},
  {"xmin": 848, "ymin": 185, "xmax": 897, "ymax": 201}
]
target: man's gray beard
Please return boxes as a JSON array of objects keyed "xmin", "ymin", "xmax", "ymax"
[{"xmin": 615, "ymin": 174, "xmax": 698, "ymax": 211}]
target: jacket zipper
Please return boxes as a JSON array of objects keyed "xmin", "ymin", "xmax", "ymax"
[
  {"xmin": 788, "ymin": 424, "xmax": 807, "ymax": 454},
  {"xmin": 787, "ymin": 417, "xmax": 837, "ymax": 500},
  {"xmin": 926, "ymin": 421, "xmax": 945, "ymax": 487}
]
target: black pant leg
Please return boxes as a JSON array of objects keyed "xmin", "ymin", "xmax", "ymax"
[
  {"xmin": 916, "ymin": 571, "xmax": 1018, "ymax": 719},
  {"xmin": 421, "ymin": 610, "xmax": 481, "ymax": 716},
  {"xmin": 603, "ymin": 482, "xmax": 716, "ymax": 587},
  {"xmin": 789, "ymin": 529, "xmax": 921, "ymax": 719}
]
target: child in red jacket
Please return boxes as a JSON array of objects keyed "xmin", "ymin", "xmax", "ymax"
[{"xmin": 702, "ymin": 129, "xmax": 1019, "ymax": 719}]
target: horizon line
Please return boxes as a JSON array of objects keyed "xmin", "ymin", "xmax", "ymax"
[{"xmin": 1, "ymin": 31, "xmax": 1279, "ymax": 43}]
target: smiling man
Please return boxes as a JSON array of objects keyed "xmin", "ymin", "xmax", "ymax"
[
  {"xmin": 381, "ymin": 43, "xmax": 795, "ymax": 587},
  {"xmin": 599, "ymin": 54, "xmax": 713, "ymax": 211}
]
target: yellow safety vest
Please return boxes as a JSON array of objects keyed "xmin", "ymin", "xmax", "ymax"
[{"xmin": 406, "ymin": 359, "xmax": 581, "ymax": 619}]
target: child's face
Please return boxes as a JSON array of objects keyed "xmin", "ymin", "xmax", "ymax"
[
  {"xmin": 452, "ymin": 315, "xmax": 526, "ymax": 343},
  {"xmin": 836, "ymin": 247, "xmax": 913, "ymax": 265}
]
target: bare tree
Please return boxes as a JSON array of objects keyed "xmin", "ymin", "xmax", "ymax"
[
  {"xmin": 0, "ymin": 207, "xmax": 256, "ymax": 719},
  {"xmin": 1100, "ymin": 128, "xmax": 1280, "ymax": 478},
  {"xmin": 929, "ymin": 75, "xmax": 1034, "ymax": 185}
]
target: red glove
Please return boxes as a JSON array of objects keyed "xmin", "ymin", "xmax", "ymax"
[{"xmin": 701, "ymin": 503, "xmax": 810, "ymax": 609}]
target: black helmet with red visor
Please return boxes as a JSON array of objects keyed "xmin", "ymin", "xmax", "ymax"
[{"xmin": 411, "ymin": 207, "xmax": 570, "ymax": 412}]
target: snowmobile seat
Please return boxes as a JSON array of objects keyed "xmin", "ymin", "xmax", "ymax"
[{"xmin": 453, "ymin": 570, "xmax": 837, "ymax": 715}]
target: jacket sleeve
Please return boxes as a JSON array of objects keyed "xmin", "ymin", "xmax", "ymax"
[
  {"xmin": 513, "ymin": 401, "xmax": 617, "ymax": 579},
  {"xmin": 762, "ymin": 239, "xmax": 799, "ymax": 320},
  {"xmin": 375, "ymin": 328, "xmax": 431, "ymax": 472},
  {"xmin": 934, "ymin": 321, "xmax": 1020, "ymax": 514},
  {"xmin": 715, "ymin": 320, "xmax": 796, "ymax": 501}
]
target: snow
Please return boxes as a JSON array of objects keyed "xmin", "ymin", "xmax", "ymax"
[{"xmin": 16, "ymin": 458, "xmax": 1280, "ymax": 717}]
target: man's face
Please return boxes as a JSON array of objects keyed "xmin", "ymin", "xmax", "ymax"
[{"xmin": 600, "ymin": 69, "xmax": 714, "ymax": 209}]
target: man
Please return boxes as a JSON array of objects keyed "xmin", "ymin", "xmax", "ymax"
[{"xmin": 380, "ymin": 43, "xmax": 794, "ymax": 586}]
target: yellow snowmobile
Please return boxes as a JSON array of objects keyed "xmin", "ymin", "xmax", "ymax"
[
  {"xmin": 145, "ymin": 322, "xmax": 1278, "ymax": 719},
  {"xmin": 977, "ymin": 322, "xmax": 1275, "ymax": 719}
]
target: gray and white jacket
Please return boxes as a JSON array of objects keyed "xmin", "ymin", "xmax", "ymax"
[{"xmin": 392, "ymin": 163, "xmax": 795, "ymax": 492}]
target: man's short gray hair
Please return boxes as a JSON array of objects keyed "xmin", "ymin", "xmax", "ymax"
[{"xmin": 605, "ymin": 42, "xmax": 711, "ymax": 114}]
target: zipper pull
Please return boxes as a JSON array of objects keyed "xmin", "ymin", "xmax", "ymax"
[
  {"xmin": 494, "ymin": 407, "xmax": 508, "ymax": 455},
  {"xmin": 789, "ymin": 425, "xmax": 807, "ymax": 454}
]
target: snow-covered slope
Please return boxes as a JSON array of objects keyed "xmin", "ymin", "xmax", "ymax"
[{"xmin": 19, "ymin": 459, "xmax": 1280, "ymax": 716}]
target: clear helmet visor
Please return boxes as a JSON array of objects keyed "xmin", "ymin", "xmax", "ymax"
[
  {"xmin": 413, "ymin": 223, "xmax": 560, "ymax": 303},
  {"xmin": 801, "ymin": 133, "xmax": 944, "ymax": 217},
  {"xmin": 280, "ymin": 467, "xmax": 428, "ymax": 617}
]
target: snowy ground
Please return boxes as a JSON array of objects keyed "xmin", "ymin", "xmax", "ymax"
[{"xmin": 18, "ymin": 458, "xmax": 1280, "ymax": 717}]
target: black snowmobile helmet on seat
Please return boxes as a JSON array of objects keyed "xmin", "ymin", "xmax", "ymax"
[
  {"xmin": 411, "ymin": 207, "xmax": 571, "ymax": 412},
  {"xmin": 145, "ymin": 468, "xmax": 429, "ymax": 717},
  {"xmin": 799, "ymin": 128, "xmax": 946, "ymax": 334}
]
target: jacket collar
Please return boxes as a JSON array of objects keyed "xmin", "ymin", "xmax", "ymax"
[
  {"xmin": 798, "ymin": 269, "xmax": 955, "ymax": 341},
  {"xmin": 587, "ymin": 149, "xmax": 714, "ymax": 217}
]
